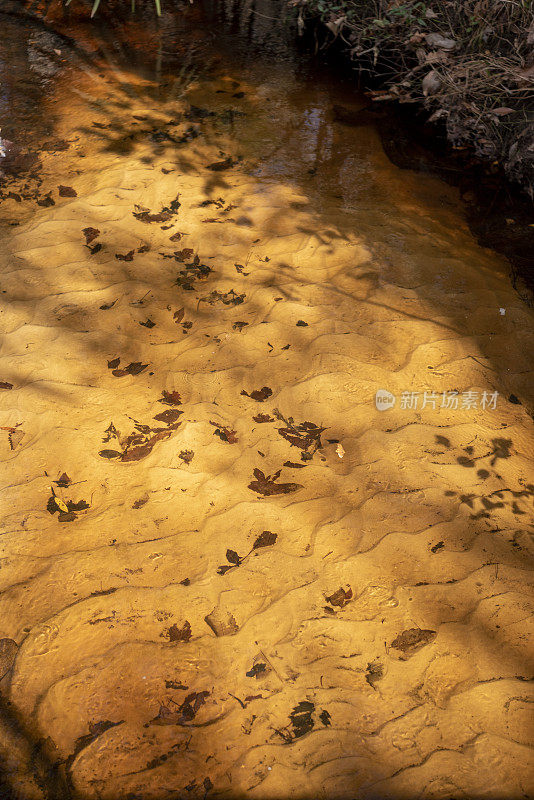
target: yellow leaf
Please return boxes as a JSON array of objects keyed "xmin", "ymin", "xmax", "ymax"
[{"xmin": 55, "ymin": 497, "xmax": 69, "ymax": 514}]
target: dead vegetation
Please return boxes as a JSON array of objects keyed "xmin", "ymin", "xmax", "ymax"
[{"xmin": 292, "ymin": 0, "xmax": 534, "ymax": 194}]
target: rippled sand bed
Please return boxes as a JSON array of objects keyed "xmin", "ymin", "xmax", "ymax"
[{"xmin": 0, "ymin": 11, "xmax": 533, "ymax": 799}]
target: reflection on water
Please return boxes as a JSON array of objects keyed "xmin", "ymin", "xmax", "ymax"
[{"xmin": 0, "ymin": 2, "xmax": 533, "ymax": 799}]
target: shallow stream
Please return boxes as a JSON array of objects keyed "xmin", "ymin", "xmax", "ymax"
[{"xmin": 0, "ymin": 2, "xmax": 533, "ymax": 798}]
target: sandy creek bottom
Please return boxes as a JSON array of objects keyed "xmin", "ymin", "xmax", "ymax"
[{"xmin": 0, "ymin": 5, "xmax": 533, "ymax": 799}]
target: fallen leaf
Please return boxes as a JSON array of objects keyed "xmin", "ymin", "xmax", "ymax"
[
  {"xmin": 241, "ymin": 386, "xmax": 272, "ymax": 402},
  {"xmin": 289, "ymin": 701, "xmax": 315, "ymax": 739},
  {"xmin": 253, "ymin": 413, "xmax": 273, "ymax": 423},
  {"xmin": 246, "ymin": 662, "xmax": 267, "ymax": 678},
  {"xmin": 210, "ymin": 421, "xmax": 238, "ymax": 444},
  {"xmin": 390, "ymin": 628, "xmax": 437, "ymax": 658},
  {"xmin": 139, "ymin": 318, "xmax": 155, "ymax": 328},
  {"xmin": 99, "ymin": 449, "xmax": 122, "ymax": 459},
  {"xmin": 54, "ymin": 473, "xmax": 71, "ymax": 487},
  {"xmin": 67, "ymin": 500, "xmax": 89, "ymax": 512},
  {"xmin": 115, "ymin": 250, "xmax": 135, "ymax": 262},
  {"xmin": 107, "ymin": 357, "xmax": 120, "ymax": 369},
  {"xmin": 204, "ymin": 608, "xmax": 239, "ymax": 636},
  {"xmin": 59, "ymin": 185, "xmax": 77, "ymax": 197},
  {"xmin": 233, "ymin": 321, "xmax": 249, "ymax": 331},
  {"xmin": 154, "ymin": 409, "xmax": 183, "ymax": 424},
  {"xmin": 83, "ymin": 227, "xmax": 100, "ymax": 245},
  {"xmin": 173, "ymin": 308, "xmax": 185, "ymax": 323},
  {"xmin": 207, "ymin": 157, "xmax": 235, "ymax": 171},
  {"xmin": 8, "ymin": 429, "xmax": 24, "ymax": 450},
  {"xmin": 37, "ymin": 195, "xmax": 55, "ymax": 207},
  {"xmin": 112, "ymin": 362, "xmax": 148, "ymax": 377},
  {"xmin": 174, "ymin": 248, "xmax": 194, "ymax": 261},
  {"xmin": 0, "ymin": 382, "xmax": 13, "ymax": 390},
  {"xmin": 166, "ymin": 620, "xmax": 192, "ymax": 643},
  {"xmin": 133, "ymin": 207, "xmax": 173, "ymax": 224},
  {"xmin": 54, "ymin": 497, "xmax": 69, "ymax": 514},
  {"xmin": 325, "ymin": 586, "xmax": 352, "ymax": 608},
  {"xmin": 226, "ymin": 549, "xmax": 241, "ymax": 565},
  {"xmin": 365, "ymin": 660, "xmax": 384, "ymax": 687},
  {"xmin": 253, "ymin": 531, "xmax": 277, "ymax": 549},
  {"xmin": 179, "ymin": 449, "xmax": 194, "ymax": 464},
  {"xmin": 153, "ymin": 690, "xmax": 209, "ymax": 725},
  {"xmin": 159, "ymin": 390, "xmax": 182, "ymax": 406},
  {"xmin": 132, "ymin": 496, "xmax": 148, "ymax": 509},
  {"xmin": 248, "ymin": 468, "xmax": 302, "ymax": 496}
]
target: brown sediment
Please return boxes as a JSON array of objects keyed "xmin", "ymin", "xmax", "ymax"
[{"xmin": 0, "ymin": 2, "xmax": 533, "ymax": 799}]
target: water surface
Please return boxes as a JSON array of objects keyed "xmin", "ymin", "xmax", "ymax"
[{"xmin": 0, "ymin": 2, "xmax": 533, "ymax": 798}]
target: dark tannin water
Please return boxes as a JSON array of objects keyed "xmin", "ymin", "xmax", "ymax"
[{"xmin": 0, "ymin": 2, "xmax": 533, "ymax": 798}]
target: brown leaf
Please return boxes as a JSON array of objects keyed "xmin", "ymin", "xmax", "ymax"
[
  {"xmin": 159, "ymin": 390, "xmax": 182, "ymax": 406},
  {"xmin": 167, "ymin": 620, "xmax": 192, "ymax": 643},
  {"xmin": 59, "ymin": 185, "xmax": 77, "ymax": 198},
  {"xmin": 115, "ymin": 250, "xmax": 135, "ymax": 262},
  {"xmin": 8, "ymin": 429, "xmax": 24, "ymax": 450},
  {"xmin": 325, "ymin": 586, "xmax": 352, "ymax": 608},
  {"xmin": 154, "ymin": 409, "xmax": 183, "ymax": 424},
  {"xmin": 226, "ymin": 549, "xmax": 241, "ymax": 565},
  {"xmin": 241, "ymin": 386, "xmax": 272, "ymax": 402},
  {"xmin": 58, "ymin": 512, "xmax": 77, "ymax": 522},
  {"xmin": 107, "ymin": 357, "xmax": 120, "ymax": 369},
  {"xmin": 112, "ymin": 362, "xmax": 148, "ymax": 377},
  {"xmin": 120, "ymin": 442, "xmax": 155, "ymax": 462},
  {"xmin": 390, "ymin": 628, "xmax": 436, "ymax": 658},
  {"xmin": 233, "ymin": 321, "xmax": 249, "ymax": 331},
  {"xmin": 55, "ymin": 473, "xmax": 72, "ymax": 487},
  {"xmin": 139, "ymin": 318, "xmax": 155, "ymax": 329},
  {"xmin": 204, "ymin": 608, "xmax": 239, "ymax": 636},
  {"xmin": 248, "ymin": 468, "xmax": 302, "ymax": 497},
  {"xmin": 133, "ymin": 207, "xmax": 173, "ymax": 224},
  {"xmin": 283, "ymin": 461, "xmax": 306, "ymax": 469},
  {"xmin": 0, "ymin": 382, "xmax": 13, "ymax": 390},
  {"xmin": 253, "ymin": 413, "xmax": 273, "ymax": 423},
  {"xmin": 37, "ymin": 195, "xmax": 55, "ymax": 207},
  {"xmin": 66, "ymin": 499, "xmax": 89, "ymax": 513},
  {"xmin": 174, "ymin": 248, "xmax": 194, "ymax": 262},
  {"xmin": 253, "ymin": 531, "xmax": 277, "ymax": 549},
  {"xmin": 207, "ymin": 157, "xmax": 235, "ymax": 171},
  {"xmin": 83, "ymin": 227, "xmax": 100, "ymax": 244},
  {"xmin": 99, "ymin": 449, "xmax": 122, "ymax": 459},
  {"xmin": 153, "ymin": 690, "xmax": 209, "ymax": 725},
  {"xmin": 132, "ymin": 496, "xmax": 148, "ymax": 509},
  {"xmin": 173, "ymin": 308, "xmax": 185, "ymax": 323},
  {"xmin": 210, "ymin": 421, "xmax": 238, "ymax": 444},
  {"xmin": 179, "ymin": 449, "xmax": 194, "ymax": 464}
]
